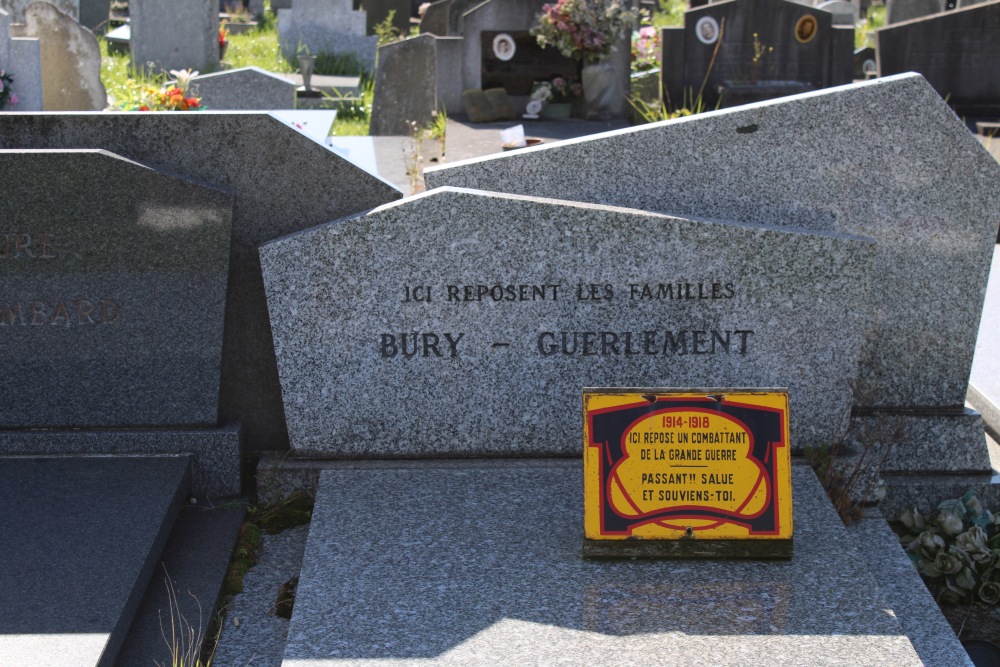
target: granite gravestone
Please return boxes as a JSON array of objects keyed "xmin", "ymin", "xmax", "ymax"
[
  {"xmin": 185, "ymin": 66, "xmax": 296, "ymax": 110},
  {"xmin": 0, "ymin": 112, "xmax": 402, "ymax": 451},
  {"xmin": 78, "ymin": 0, "xmax": 110, "ymax": 29},
  {"xmin": 877, "ymin": 1, "xmax": 1000, "ymax": 117},
  {"xmin": 0, "ymin": 0, "xmax": 76, "ymax": 21},
  {"xmin": 260, "ymin": 187, "xmax": 876, "ymax": 455},
  {"xmin": 0, "ymin": 7, "xmax": 43, "ymax": 110},
  {"xmin": 885, "ymin": 0, "xmax": 944, "ymax": 23},
  {"xmin": 11, "ymin": 1, "xmax": 105, "ymax": 111},
  {"xmin": 370, "ymin": 34, "xmax": 437, "ymax": 135},
  {"xmin": 659, "ymin": 0, "xmax": 853, "ymax": 108},
  {"xmin": 425, "ymin": 74, "xmax": 1000, "ymax": 428},
  {"xmin": 130, "ymin": 0, "xmax": 219, "ymax": 73},
  {"xmin": 0, "ymin": 149, "xmax": 232, "ymax": 428},
  {"xmin": 277, "ymin": 0, "xmax": 377, "ymax": 73}
]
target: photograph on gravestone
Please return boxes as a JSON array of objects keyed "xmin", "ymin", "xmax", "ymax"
[
  {"xmin": 0, "ymin": 113, "xmax": 402, "ymax": 451},
  {"xmin": 424, "ymin": 75, "xmax": 1000, "ymax": 419},
  {"xmin": 260, "ymin": 187, "xmax": 876, "ymax": 457},
  {"xmin": 480, "ymin": 30, "xmax": 578, "ymax": 96},
  {"xmin": 0, "ymin": 149, "xmax": 232, "ymax": 428},
  {"xmin": 582, "ymin": 388, "xmax": 793, "ymax": 559}
]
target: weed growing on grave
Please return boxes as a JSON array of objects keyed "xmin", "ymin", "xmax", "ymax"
[
  {"xmin": 426, "ymin": 107, "xmax": 447, "ymax": 156},
  {"xmin": 373, "ymin": 10, "xmax": 402, "ymax": 46},
  {"xmin": 192, "ymin": 491, "xmax": 314, "ymax": 663},
  {"xmin": 157, "ymin": 566, "xmax": 209, "ymax": 667},
  {"xmin": 805, "ymin": 413, "xmax": 900, "ymax": 524}
]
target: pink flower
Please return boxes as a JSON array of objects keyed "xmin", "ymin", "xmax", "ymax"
[
  {"xmin": 639, "ymin": 26, "xmax": 655, "ymax": 38},
  {"xmin": 10, "ymin": 93, "xmax": 18, "ymax": 105}
]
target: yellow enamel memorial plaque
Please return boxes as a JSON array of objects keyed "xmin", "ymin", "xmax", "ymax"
[{"xmin": 583, "ymin": 389, "xmax": 793, "ymax": 559}]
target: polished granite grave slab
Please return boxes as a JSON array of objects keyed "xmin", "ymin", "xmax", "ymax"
[
  {"xmin": 0, "ymin": 455, "xmax": 191, "ymax": 667},
  {"xmin": 283, "ymin": 461, "xmax": 930, "ymax": 666}
]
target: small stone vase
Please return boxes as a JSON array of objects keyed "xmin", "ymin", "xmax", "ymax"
[{"xmin": 581, "ymin": 59, "xmax": 622, "ymax": 120}]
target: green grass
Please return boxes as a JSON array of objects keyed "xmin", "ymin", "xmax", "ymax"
[
  {"xmin": 98, "ymin": 6, "xmax": 374, "ymax": 135},
  {"xmin": 856, "ymin": 6, "xmax": 886, "ymax": 49}
]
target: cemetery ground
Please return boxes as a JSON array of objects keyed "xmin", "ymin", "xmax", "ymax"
[{"xmin": 4, "ymin": 3, "xmax": 1000, "ymax": 666}]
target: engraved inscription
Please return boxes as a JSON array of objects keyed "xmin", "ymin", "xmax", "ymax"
[
  {"xmin": 1, "ymin": 299, "xmax": 121, "ymax": 326},
  {"xmin": 0, "ymin": 232, "xmax": 57, "ymax": 259}
]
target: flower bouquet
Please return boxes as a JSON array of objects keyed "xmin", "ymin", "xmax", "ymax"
[
  {"xmin": 531, "ymin": 0, "xmax": 638, "ymax": 64},
  {"xmin": 530, "ymin": 76, "xmax": 582, "ymax": 104},
  {"xmin": 0, "ymin": 70, "xmax": 18, "ymax": 110}
]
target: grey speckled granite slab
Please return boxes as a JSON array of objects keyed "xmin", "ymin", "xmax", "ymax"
[
  {"xmin": 969, "ymin": 245, "xmax": 1000, "ymax": 440},
  {"xmin": 425, "ymin": 74, "xmax": 1000, "ymax": 412},
  {"xmin": 849, "ymin": 510, "xmax": 974, "ymax": 667},
  {"xmin": 282, "ymin": 462, "xmax": 924, "ymax": 666},
  {"xmin": 0, "ymin": 149, "xmax": 231, "ymax": 428},
  {"xmin": 261, "ymin": 187, "xmax": 875, "ymax": 454},
  {"xmin": 0, "ymin": 455, "xmax": 191, "ymax": 667},
  {"xmin": 0, "ymin": 112, "xmax": 402, "ymax": 451},
  {"xmin": 0, "ymin": 425, "xmax": 241, "ymax": 496}
]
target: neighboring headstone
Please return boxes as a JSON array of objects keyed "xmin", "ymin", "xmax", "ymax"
[
  {"xmin": 877, "ymin": 0, "xmax": 1000, "ymax": 116},
  {"xmin": 370, "ymin": 32, "xmax": 464, "ymax": 122},
  {"xmin": 885, "ymin": 0, "xmax": 944, "ymax": 22},
  {"xmin": 130, "ymin": 0, "xmax": 219, "ymax": 73},
  {"xmin": 370, "ymin": 34, "xmax": 436, "ymax": 135},
  {"xmin": 0, "ymin": 149, "xmax": 232, "ymax": 428},
  {"xmin": 187, "ymin": 66, "xmax": 296, "ymax": 109},
  {"xmin": 277, "ymin": 0, "xmax": 377, "ymax": 73},
  {"xmin": 418, "ymin": 0, "xmax": 448, "ymax": 35},
  {"xmin": 260, "ymin": 187, "xmax": 876, "ymax": 455},
  {"xmin": 78, "ymin": 0, "xmax": 110, "ymax": 29},
  {"xmin": 0, "ymin": 7, "xmax": 44, "ymax": 110},
  {"xmin": 666, "ymin": 0, "xmax": 854, "ymax": 109},
  {"xmin": 854, "ymin": 44, "xmax": 876, "ymax": 79},
  {"xmin": 425, "ymin": 74, "xmax": 1000, "ymax": 425},
  {"xmin": 11, "ymin": 1, "xmax": 105, "ymax": 111},
  {"xmin": 0, "ymin": 112, "xmax": 402, "ymax": 451},
  {"xmin": 0, "ymin": 0, "xmax": 77, "ymax": 21}
]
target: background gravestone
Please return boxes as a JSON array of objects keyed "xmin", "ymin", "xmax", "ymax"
[
  {"xmin": 877, "ymin": 0, "xmax": 1000, "ymax": 117},
  {"xmin": 885, "ymin": 0, "xmax": 944, "ymax": 23},
  {"xmin": 260, "ymin": 187, "xmax": 876, "ymax": 455},
  {"xmin": 661, "ymin": 0, "xmax": 853, "ymax": 109},
  {"xmin": 0, "ymin": 149, "xmax": 232, "ymax": 428},
  {"xmin": 78, "ymin": 0, "xmax": 109, "ymax": 29},
  {"xmin": 130, "ymin": 0, "xmax": 219, "ymax": 73},
  {"xmin": 277, "ymin": 0, "xmax": 377, "ymax": 73},
  {"xmin": 425, "ymin": 74, "xmax": 1000, "ymax": 422},
  {"xmin": 370, "ymin": 34, "xmax": 437, "ymax": 135},
  {"xmin": 0, "ymin": 0, "xmax": 76, "ymax": 21},
  {"xmin": 186, "ymin": 66, "xmax": 296, "ymax": 109},
  {"xmin": 0, "ymin": 8, "xmax": 43, "ymax": 110},
  {"xmin": 0, "ymin": 112, "xmax": 402, "ymax": 452},
  {"xmin": 11, "ymin": 1, "xmax": 105, "ymax": 111}
]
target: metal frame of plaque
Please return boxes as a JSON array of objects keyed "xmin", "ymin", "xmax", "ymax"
[{"xmin": 583, "ymin": 388, "xmax": 793, "ymax": 559}]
